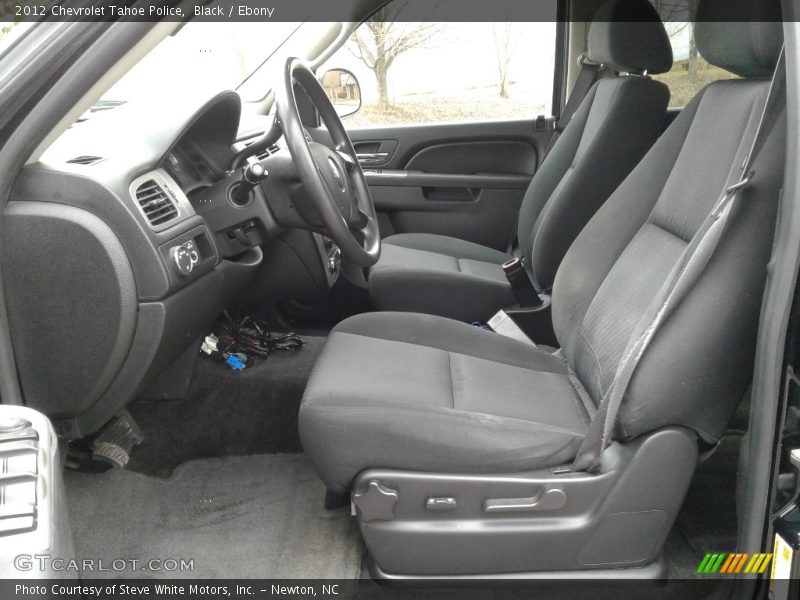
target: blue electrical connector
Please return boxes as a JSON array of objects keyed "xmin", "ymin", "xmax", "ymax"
[{"xmin": 225, "ymin": 354, "xmax": 246, "ymax": 371}]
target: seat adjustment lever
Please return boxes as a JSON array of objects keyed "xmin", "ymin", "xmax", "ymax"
[
  {"xmin": 483, "ymin": 488, "xmax": 566, "ymax": 513},
  {"xmin": 426, "ymin": 497, "xmax": 457, "ymax": 511}
]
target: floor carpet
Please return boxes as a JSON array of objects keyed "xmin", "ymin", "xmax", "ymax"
[
  {"xmin": 127, "ymin": 336, "xmax": 326, "ymax": 477},
  {"xmin": 666, "ymin": 433, "xmax": 742, "ymax": 580},
  {"xmin": 64, "ymin": 454, "xmax": 361, "ymax": 579}
]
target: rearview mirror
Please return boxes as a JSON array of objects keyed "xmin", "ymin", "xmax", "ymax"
[{"xmin": 319, "ymin": 69, "xmax": 361, "ymax": 118}]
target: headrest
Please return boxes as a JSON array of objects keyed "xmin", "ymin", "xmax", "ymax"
[
  {"xmin": 587, "ymin": 0, "xmax": 673, "ymax": 75},
  {"xmin": 695, "ymin": 0, "xmax": 783, "ymax": 78}
]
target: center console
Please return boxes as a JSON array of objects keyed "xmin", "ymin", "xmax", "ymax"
[{"xmin": 0, "ymin": 406, "xmax": 75, "ymax": 579}]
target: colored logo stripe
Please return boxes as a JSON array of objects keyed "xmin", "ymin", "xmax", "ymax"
[
  {"xmin": 697, "ymin": 553, "xmax": 773, "ymax": 574},
  {"xmin": 697, "ymin": 553, "xmax": 726, "ymax": 573},
  {"xmin": 747, "ymin": 554, "xmax": 772, "ymax": 574},
  {"xmin": 720, "ymin": 553, "xmax": 738, "ymax": 573}
]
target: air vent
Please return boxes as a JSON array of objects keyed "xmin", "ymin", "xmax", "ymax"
[
  {"xmin": 135, "ymin": 180, "xmax": 179, "ymax": 227},
  {"xmin": 67, "ymin": 155, "xmax": 104, "ymax": 166}
]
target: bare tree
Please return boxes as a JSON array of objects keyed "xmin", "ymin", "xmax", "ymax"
[
  {"xmin": 493, "ymin": 22, "xmax": 518, "ymax": 98},
  {"xmin": 349, "ymin": 6, "xmax": 441, "ymax": 111},
  {"xmin": 687, "ymin": 23, "xmax": 699, "ymax": 81},
  {"xmin": 0, "ymin": 1, "xmax": 21, "ymax": 40},
  {"xmin": 655, "ymin": 0, "xmax": 700, "ymax": 81}
]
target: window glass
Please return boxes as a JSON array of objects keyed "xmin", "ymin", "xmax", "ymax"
[
  {"xmin": 320, "ymin": 19, "xmax": 557, "ymax": 126},
  {"xmin": 651, "ymin": 20, "xmax": 739, "ymax": 107},
  {"xmin": 102, "ymin": 22, "xmax": 305, "ymax": 105}
]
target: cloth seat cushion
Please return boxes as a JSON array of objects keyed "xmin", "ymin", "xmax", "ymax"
[
  {"xmin": 368, "ymin": 233, "xmax": 516, "ymax": 323},
  {"xmin": 299, "ymin": 312, "xmax": 590, "ymax": 493}
]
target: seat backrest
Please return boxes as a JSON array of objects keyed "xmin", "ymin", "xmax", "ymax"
[
  {"xmin": 552, "ymin": 0, "xmax": 784, "ymax": 444},
  {"xmin": 517, "ymin": 0, "xmax": 673, "ymax": 292}
]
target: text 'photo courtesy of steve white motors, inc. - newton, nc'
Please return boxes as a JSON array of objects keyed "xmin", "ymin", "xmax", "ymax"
[{"xmin": 12, "ymin": 582, "xmax": 349, "ymax": 598}]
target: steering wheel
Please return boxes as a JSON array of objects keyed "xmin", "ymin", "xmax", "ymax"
[{"xmin": 274, "ymin": 58, "xmax": 380, "ymax": 267}]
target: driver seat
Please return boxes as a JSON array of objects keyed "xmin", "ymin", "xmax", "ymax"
[
  {"xmin": 299, "ymin": 0, "xmax": 784, "ymax": 577},
  {"xmin": 367, "ymin": 0, "xmax": 674, "ymax": 323}
]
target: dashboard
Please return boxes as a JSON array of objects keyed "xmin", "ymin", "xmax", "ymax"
[
  {"xmin": 1, "ymin": 90, "xmax": 327, "ymax": 438},
  {"xmin": 164, "ymin": 140, "xmax": 220, "ymax": 196}
]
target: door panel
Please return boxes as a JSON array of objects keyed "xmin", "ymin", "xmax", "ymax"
[
  {"xmin": 312, "ymin": 14, "xmax": 561, "ymax": 253},
  {"xmin": 405, "ymin": 140, "xmax": 537, "ymax": 175},
  {"xmin": 352, "ymin": 139, "xmax": 398, "ymax": 167},
  {"xmin": 371, "ymin": 185, "xmax": 528, "ymax": 250},
  {"xmin": 331, "ymin": 118, "xmax": 553, "ymax": 251},
  {"xmin": 365, "ymin": 170, "xmax": 531, "ymax": 250}
]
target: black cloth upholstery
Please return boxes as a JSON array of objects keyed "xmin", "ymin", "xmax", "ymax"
[
  {"xmin": 300, "ymin": 0, "xmax": 784, "ymax": 492},
  {"xmin": 368, "ymin": 234, "xmax": 515, "ymax": 323},
  {"xmin": 369, "ymin": 0, "xmax": 672, "ymax": 322},
  {"xmin": 519, "ymin": 75, "xmax": 668, "ymax": 292},
  {"xmin": 299, "ymin": 313, "xmax": 589, "ymax": 493},
  {"xmin": 587, "ymin": 0, "xmax": 673, "ymax": 74},
  {"xmin": 695, "ymin": 0, "xmax": 783, "ymax": 78},
  {"xmin": 371, "ymin": 73, "xmax": 670, "ymax": 321},
  {"xmin": 553, "ymin": 79, "xmax": 784, "ymax": 443}
]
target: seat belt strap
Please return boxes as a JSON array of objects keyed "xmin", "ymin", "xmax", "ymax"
[
  {"xmin": 571, "ymin": 48, "xmax": 786, "ymax": 473},
  {"xmin": 544, "ymin": 56, "xmax": 606, "ymax": 156}
]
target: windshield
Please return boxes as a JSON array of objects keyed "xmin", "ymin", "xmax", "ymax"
[{"xmin": 97, "ymin": 21, "xmax": 337, "ymax": 112}]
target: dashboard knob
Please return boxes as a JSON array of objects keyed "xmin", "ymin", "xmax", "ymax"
[{"xmin": 171, "ymin": 241, "xmax": 198, "ymax": 277}]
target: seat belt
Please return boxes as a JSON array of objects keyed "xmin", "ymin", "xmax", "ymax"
[
  {"xmin": 502, "ymin": 256, "xmax": 542, "ymax": 307},
  {"xmin": 544, "ymin": 55, "xmax": 607, "ymax": 156},
  {"xmin": 571, "ymin": 48, "xmax": 786, "ymax": 473},
  {"xmin": 505, "ymin": 55, "xmax": 607, "ymax": 255}
]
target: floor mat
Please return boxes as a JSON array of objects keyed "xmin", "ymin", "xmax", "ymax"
[
  {"xmin": 666, "ymin": 432, "xmax": 742, "ymax": 580},
  {"xmin": 128, "ymin": 336, "xmax": 326, "ymax": 477},
  {"xmin": 64, "ymin": 454, "xmax": 361, "ymax": 579}
]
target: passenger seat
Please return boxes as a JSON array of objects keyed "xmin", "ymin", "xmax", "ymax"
[{"xmin": 368, "ymin": 0, "xmax": 673, "ymax": 323}]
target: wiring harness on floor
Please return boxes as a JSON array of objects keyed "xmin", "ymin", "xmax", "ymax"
[{"xmin": 201, "ymin": 311, "xmax": 304, "ymax": 371}]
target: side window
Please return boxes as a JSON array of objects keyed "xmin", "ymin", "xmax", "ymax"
[
  {"xmin": 320, "ymin": 10, "xmax": 558, "ymax": 127},
  {"xmin": 651, "ymin": 19, "xmax": 739, "ymax": 107}
]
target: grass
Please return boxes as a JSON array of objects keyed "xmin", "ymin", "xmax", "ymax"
[
  {"xmin": 344, "ymin": 82, "xmax": 549, "ymax": 127},
  {"xmin": 653, "ymin": 60, "xmax": 739, "ymax": 107},
  {"xmin": 342, "ymin": 61, "xmax": 738, "ymax": 127}
]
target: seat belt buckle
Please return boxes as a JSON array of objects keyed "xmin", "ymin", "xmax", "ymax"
[
  {"xmin": 502, "ymin": 257, "xmax": 541, "ymax": 307},
  {"xmin": 502, "ymin": 256, "xmax": 524, "ymax": 277}
]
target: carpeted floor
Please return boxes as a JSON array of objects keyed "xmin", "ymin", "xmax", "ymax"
[
  {"xmin": 64, "ymin": 454, "xmax": 362, "ymax": 579},
  {"xmin": 665, "ymin": 432, "xmax": 742, "ymax": 580},
  {"xmin": 127, "ymin": 336, "xmax": 326, "ymax": 477}
]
